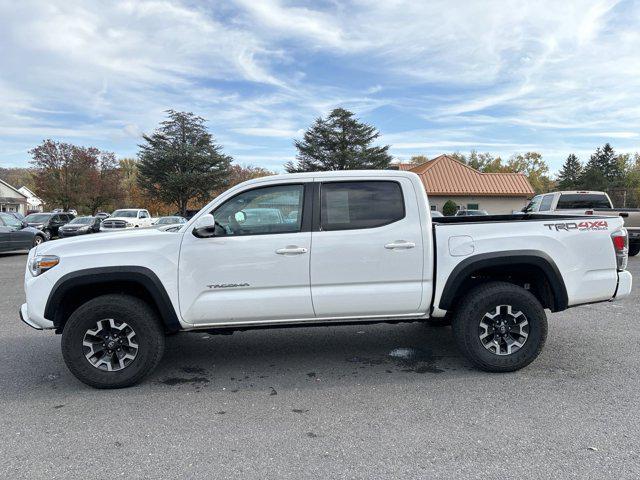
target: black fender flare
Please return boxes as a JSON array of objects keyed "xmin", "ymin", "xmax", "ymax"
[
  {"xmin": 45, "ymin": 266, "xmax": 181, "ymax": 332},
  {"xmin": 438, "ymin": 250, "xmax": 569, "ymax": 312}
]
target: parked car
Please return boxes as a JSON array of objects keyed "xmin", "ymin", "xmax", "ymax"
[
  {"xmin": 100, "ymin": 209, "xmax": 152, "ymax": 230},
  {"xmin": 431, "ymin": 210, "xmax": 443, "ymax": 218},
  {"xmin": 523, "ymin": 190, "xmax": 640, "ymax": 256},
  {"xmin": 58, "ymin": 216, "xmax": 102, "ymax": 238},
  {"xmin": 153, "ymin": 216, "xmax": 187, "ymax": 228},
  {"xmin": 67, "ymin": 209, "xmax": 78, "ymax": 216},
  {"xmin": 19, "ymin": 171, "xmax": 632, "ymax": 388},
  {"xmin": 23, "ymin": 212, "xmax": 75, "ymax": 240},
  {"xmin": 95, "ymin": 212, "xmax": 111, "ymax": 220},
  {"xmin": 455, "ymin": 209, "xmax": 489, "ymax": 216},
  {"xmin": 0, "ymin": 212, "xmax": 45, "ymax": 251},
  {"xmin": 7, "ymin": 212, "xmax": 25, "ymax": 220}
]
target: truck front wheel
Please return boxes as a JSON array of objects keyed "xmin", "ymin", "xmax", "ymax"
[
  {"xmin": 452, "ymin": 281, "xmax": 547, "ymax": 372},
  {"xmin": 61, "ymin": 294, "xmax": 165, "ymax": 388}
]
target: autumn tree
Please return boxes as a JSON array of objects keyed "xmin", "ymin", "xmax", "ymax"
[
  {"xmin": 0, "ymin": 167, "xmax": 35, "ymax": 191},
  {"xmin": 30, "ymin": 140, "xmax": 120, "ymax": 212},
  {"xmin": 506, "ymin": 152, "xmax": 554, "ymax": 193},
  {"xmin": 137, "ymin": 111, "xmax": 232, "ymax": 216},
  {"xmin": 285, "ymin": 108, "xmax": 392, "ymax": 172},
  {"xmin": 409, "ymin": 155, "xmax": 429, "ymax": 165},
  {"xmin": 83, "ymin": 150, "xmax": 122, "ymax": 214}
]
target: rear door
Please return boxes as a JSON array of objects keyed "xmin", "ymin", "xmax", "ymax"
[{"xmin": 310, "ymin": 178, "xmax": 425, "ymax": 318}]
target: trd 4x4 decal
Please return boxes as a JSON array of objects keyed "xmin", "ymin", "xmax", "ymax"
[{"xmin": 544, "ymin": 220, "xmax": 609, "ymax": 231}]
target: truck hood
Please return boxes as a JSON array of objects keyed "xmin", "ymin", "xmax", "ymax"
[{"xmin": 36, "ymin": 227, "xmax": 182, "ymax": 256}]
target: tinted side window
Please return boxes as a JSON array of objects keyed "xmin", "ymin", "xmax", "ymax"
[
  {"xmin": 539, "ymin": 194, "xmax": 554, "ymax": 211},
  {"xmin": 557, "ymin": 194, "xmax": 611, "ymax": 209},
  {"xmin": 320, "ymin": 181, "xmax": 405, "ymax": 231},
  {"xmin": 214, "ymin": 184, "xmax": 304, "ymax": 236}
]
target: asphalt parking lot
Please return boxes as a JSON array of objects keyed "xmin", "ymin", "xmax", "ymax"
[{"xmin": 1, "ymin": 253, "xmax": 639, "ymax": 479}]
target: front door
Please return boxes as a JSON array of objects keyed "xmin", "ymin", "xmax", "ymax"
[
  {"xmin": 310, "ymin": 179, "xmax": 425, "ymax": 318},
  {"xmin": 179, "ymin": 182, "xmax": 314, "ymax": 325}
]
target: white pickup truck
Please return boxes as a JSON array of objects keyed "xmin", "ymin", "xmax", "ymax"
[
  {"xmin": 20, "ymin": 171, "xmax": 632, "ymax": 388},
  {"xmin": 100, "ymin": 208, "xmax": 153, "ymax": 230}
]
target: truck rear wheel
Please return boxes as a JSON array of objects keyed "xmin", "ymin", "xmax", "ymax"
[
  {"xmin": 629, "ymin": 243, "xmax": 640, "ymax": 257},
  {"xmin": 452, "ymin": 281, "xmax": 547, "ymax": 372},
  {"xmin": 62, "ymin": 294, "xmax": 165, "ymax": 388}
]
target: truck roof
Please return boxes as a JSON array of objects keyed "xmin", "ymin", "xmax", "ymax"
[
  {"xmin": 550, "ymin": 190, "xmax": 607, "ymax": 195},
  {"xmin": 239, "ymin": 170, "xmax": 419, "ymax": 188}
]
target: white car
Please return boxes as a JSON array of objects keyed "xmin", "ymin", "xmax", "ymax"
[
  {"xmin": 100, "ymin": 209, "xmax": 152, "ymax": 230},
  {"xmin": 20, "ymin": 171, "xmax": 632, "ymax": 388}
]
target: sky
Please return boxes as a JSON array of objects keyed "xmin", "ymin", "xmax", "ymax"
[{"xmin": 0, "ymin": 0, "xmax": 639, "ymax": 174}]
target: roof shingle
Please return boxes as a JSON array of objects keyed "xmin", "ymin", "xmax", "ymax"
[{"xmin": 408, "ymin": 155, "xmax": 535, "ymax": 196}]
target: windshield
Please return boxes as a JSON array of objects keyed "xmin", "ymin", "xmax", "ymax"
[
  {"xmin": 69, "ymin": 217, "xmax": 94, "ymax": 225},
  {"xmin": 157, "ymin": 217, "xmax": 183, "ymax": 224},
  {"xmin": 24, "ymin": 213, "xmax": 51, "ymax": 223},
  {"xmin": 111, "ymin": 210, "xmax": 138, "ymax": 218}
]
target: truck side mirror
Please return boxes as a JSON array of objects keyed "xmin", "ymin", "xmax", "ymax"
[{"xmin": 192, "ymin": 214, "xmax": 216, "ymax": 238}]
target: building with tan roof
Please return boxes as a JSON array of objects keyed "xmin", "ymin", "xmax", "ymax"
[{"xmin": 392, "ymin": 155, "xmax": 535, "ymax": 214}]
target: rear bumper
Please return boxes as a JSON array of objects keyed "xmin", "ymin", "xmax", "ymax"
[
  {"xmin": 614, "ymin": 271, "xmax": 633, "ymax": 300},
  {"xmin": 19, "ymin": 303, "xmax": 54, "ymax": 330}
]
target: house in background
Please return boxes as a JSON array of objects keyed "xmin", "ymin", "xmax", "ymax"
[
  {"xmin": 391, "ymin": 155, "xmax": 535, "ymax": 214},
  {"xmin": 18, "ymin": 186, "xmax": 44, "ymax": 213},
  {"xmin": 0, "ymin": 178, "xmax": 28, "ymax": 215}
]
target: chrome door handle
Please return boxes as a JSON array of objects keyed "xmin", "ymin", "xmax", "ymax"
[
  {"xmin": 384, "ymin": 241, "xmax": 416, "ymax": 250},
  {"xmin": 275, "ymin": 246, "xmax": 308, "ymax": 255}
]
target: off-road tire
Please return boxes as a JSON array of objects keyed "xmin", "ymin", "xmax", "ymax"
[
  {"xmin": 62, "ymin": 294, "xmax": 165, "ymax": 388},
  {"xmin": 452, "ymin": 281, "xmax": 547, "ymax": 372},
  {"xmin": 629, "ymin": 243, "xmax": 640, "ymax": 257}
]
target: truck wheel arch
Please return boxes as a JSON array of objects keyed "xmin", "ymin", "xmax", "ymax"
[
  {"xmin": 45, "ymin": 266, "xmax": 181, "ymax": 333},
  {"xmin": 438, "ymin": 250, "xmax": 569, "ymax": 313}
]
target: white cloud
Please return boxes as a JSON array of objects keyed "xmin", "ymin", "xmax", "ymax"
[{"xmin": 1, "ymin": 0, "xmax": 639, "ymax": 171}]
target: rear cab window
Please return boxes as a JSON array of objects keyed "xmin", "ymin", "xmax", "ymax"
[
  {"xmin": 320, "ymin": 181, "xmax": 405, "ymax": 231},
  {"xmin": 556, "ymin": 194, "xmax": 611, "ymax": 209}
]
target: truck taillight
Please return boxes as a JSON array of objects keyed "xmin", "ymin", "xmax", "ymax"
[{"xmin": 611, "ymin": 229, "xmax": 628, "ymax": 271}]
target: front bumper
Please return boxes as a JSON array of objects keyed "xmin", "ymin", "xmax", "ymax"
[
  {"xmin": 614, "ymin": 271, "xmax": 633, "ymax": 300},
  {"xmin": 20, "ymin": 303, "xmax": 54, "ymax": 330}
]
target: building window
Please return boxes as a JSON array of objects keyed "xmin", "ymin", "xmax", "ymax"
[
  {"xmin": 467, "ymin": 203, "xmax": 479, "ymax": 210},
  {"xmin": 430, "ymin": 205, "xmax": 436, "ymax": 211}
]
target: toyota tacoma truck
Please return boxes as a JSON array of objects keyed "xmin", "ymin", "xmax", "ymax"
[
  {"xmin": 523, "ymin": 190, "xmax": 640, "ymax": 255},
  {"xmin": 20, "ymin": 171, "xmax": 632, "ymax": 388}
]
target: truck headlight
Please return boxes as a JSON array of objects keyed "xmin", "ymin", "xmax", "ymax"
[{"xmin": 28, "ymin": 255, "xmax": 60, "ymax": 276}]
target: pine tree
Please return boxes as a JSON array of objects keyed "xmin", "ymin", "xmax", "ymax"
[
  {"xmin": 557, "ymin": 154, "xmax": 583, "ymax": 190},
  {"xmin": 285, "ymin": 108, "xmax": 392, "ymax": 172},
  {"xmin": 581, "ymin": 143, "xmax": 624, "ymax": 191},
  {"xmin": 137, "ymin": 111, "xmax": 232, "ymax": 216}
]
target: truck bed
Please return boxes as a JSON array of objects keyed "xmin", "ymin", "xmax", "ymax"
[{"xmin": 431, "ymin": 213, "xmax": 624, "ymax": 313}]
